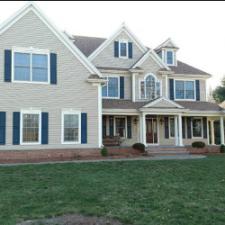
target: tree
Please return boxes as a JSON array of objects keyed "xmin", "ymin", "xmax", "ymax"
[{"xmin": 213, "ymin": 75, "xmax": 225, "ymax": 103}]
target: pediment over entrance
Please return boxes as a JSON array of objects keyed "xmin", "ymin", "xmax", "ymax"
[{"xmin": 143, "ymin": 97, "xmax": 184, "ymax": 109}]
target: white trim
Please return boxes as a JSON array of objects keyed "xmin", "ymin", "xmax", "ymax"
[
  {"xmin": 191, "ymin": 117, "xmax": 203, "ymax": 139},
  {"xmin": 118, "ymin": 39, "xmax": 129, "ymax": 59},
  {"xmin": 165, "ymin": 49, "xmax": 176, "ymax": 66},
  {"xmin": 132, "ymin": 73, "xmax": 136, "ymax": 102},
  {"xmin": 89, "ymin": 23, "xmax": 147, "ymax": 61},
  {"xmin": 102, "ymin": 75, "xmax": 120, "ymax": 99},
  {"xmin": 0, "ymin": 2, "xmax": 101, "ymax": 77},
  {"xmin": 155, "ymin": 38, "xmax": 179, "ymax": 51},
  {"xmin": 143, "ymin": 97, "xmax": 184, "ymax": 109},
  {"xmin": 20, "ymin": 109, "xmax": 41, "ymax": 145},
  {"xmin": 132, "ymin": 49, "xmax": 171, "ymax": 71},
  {"xmin": 178, "ymin": 114, "xmax": 183, "ymax": 146},
  {"xmin": 12, "ymin": 47, "xmax": 50, "ymax": 84},
  {"xmin": 98, "ymin": 84, "xmax": 103, "ymax": 148},
  {"xmin": 61, "ymin": 110, "xmax": 81, "ymax": 145},
  {"xmin": 174, "ymin": 79, "xmax": 196, "ymax": 101}
]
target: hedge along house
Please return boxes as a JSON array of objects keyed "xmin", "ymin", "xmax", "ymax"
[
  {"xmin": 0, "ymin": 2, "xmax": 105, "ymax": 150},
  {"xmin": 72, "ymin": 26, "xmax": 225, "ymax": 148},
  {"xmin": 0, "ymin": 2, "xmax": 224, "ymax": 154}
]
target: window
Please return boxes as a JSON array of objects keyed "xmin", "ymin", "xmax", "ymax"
[
  {"xmin": 115, "ymin": 117, "xmax": 126, "ymax": 138},
  {"xmin": 166, "ymin": 50, "xmax": 174, "ymax": 65},
  {"xmin": 62, "ymin": 111, "xmax": 80, "ymax": 144},
  {"xmin": 140, "ymin": 74, "xmax": 161, "ymax": 100},
  {"xmin": 102, "ymin": 77, "xmax": 119, "ymax": 98},
  {"xmin": 21, "ymin": 111, "xmax": 41, "ymax": 144},
  {"xmin": 119, "ymin": 41, "xmax": 128, "ymax": 58},
  {"xmin": 175, "ymin": 80, "xmax": 195, "ymax": 100},
  {"xmin": 169, "ymin": 117, "xmax": 175, "ymax": 138},
  {"xmin": 192, "ymin": 118, "xmax": 202, "ymax": 138},
  {"xmin": 13, "ymin": 48, "xmax": 49, "ymax": 83}
]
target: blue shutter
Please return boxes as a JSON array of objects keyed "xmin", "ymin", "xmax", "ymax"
[
  {"xmin": 164, "ymin": 117, "xmax": 169, "ymax": 139},
  {"xmin": 203, "ymin": 117, "xmax": 207, "ymax": 139},
  {"xmin": 169, "ymin": 79, "xmax": 174, "ymax": 100},
  {"xmin": 114, "ymin": 41, "xmax": 119, "ymax": 58},
  {"xmin": 187, "ymin": 117, "xmax": 192, "ymax": 139},
  {"xmin": 4, "ymin": 50, "xmax": 12, "ymax": 82},
  {"xmin": 0, "ymin": 112, "xmax": 6, "ymax": 145},
  {"xmin": 128, "ymin": 42, "xmax": 133, "ymax": 59},
  {"xmin": 13, "ymin": 112, "xmax": 20, "ymax": 145},
  {"xmin": 102, "ymin": 116, "xmax": 107, "ymax": 138},
  {"xmin": 127, "ymin": 116, "xmax": 132, "ymax": 139},
  {"xmin": 182, "ymin": 117, "xmax": 186, "ymax": 139},
  {"xmin": 120, "ymin": 76, "xmax": 124, "ymax": 99},
  {"xmin": 50, "ymin": 53, "xmax": 57, "ymax": 84},
  {"xmin": 196, "ymin": 80, "xmax": 200, "ymax": 101},
  {"xmin": 41, "ymin": 112, "xmax": 48, "ymax": 145},
  {"xmin": 109, "ymin": 116, "xmax": 114, "ymax": 137},
  {"xmin": 81, "ymin": 113, "xmax": 87, "ymax": 144}
]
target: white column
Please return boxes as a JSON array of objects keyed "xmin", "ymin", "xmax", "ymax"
[
  {"xmin": 132, "ymin": 73, "xmax": 136, "ymax": 102},
  {"xmin": 98, "ymin": 84, "xmax": 103, "ymax": 148},
  {"xmin": 210, "ymin": 120, "xmax": 215, "ymax": 145},
  {"xmin": 220, "ymin": 117, "xmax": 224, "ymax": 145},
  {"xmin": 142, "ymin": 113, "xmax": 146, "ymax": 146},
  {"xmin": 139, "ymin": 114, "xmax": 143, "ymax": 143},
  {"xmin": 178, "ymin": 114, "xmax": 183, "ymax": 146},
  {"xmin": 175, "ymin": 115, "xmax": 179, "ymax": 146}
]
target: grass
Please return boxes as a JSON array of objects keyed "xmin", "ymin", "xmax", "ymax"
[{"xmin": 0, "ymin": 156, "xmax": 225, "ymax": 225}]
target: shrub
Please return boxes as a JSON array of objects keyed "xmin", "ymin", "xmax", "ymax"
[
  {"xmin": 132, "ymin": 143, "xmax": 145, "ymax": 153},
  {"xmin": 100, "ymin": 147, "xmax": 108, "ymax": 157},
  {"xmin": 220, "ymin": 144, "xmax": 225, "ymax": 153},
  {"xmin": 192, "ymin": 141, "xmax": 206, "ymax": 148}
]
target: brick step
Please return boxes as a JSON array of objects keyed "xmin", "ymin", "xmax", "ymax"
[{"xmin": 147, "ymin": 147, "xmax": 187, "ymax": 152}]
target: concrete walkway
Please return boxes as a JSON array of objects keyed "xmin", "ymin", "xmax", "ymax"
[{"xmin": 0, "ymin": 155, "xmax": 206, "ymax": 167}]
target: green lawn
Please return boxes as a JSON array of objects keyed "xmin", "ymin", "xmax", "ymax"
[{"xmin": 1, "ymin": 156, "xmax": 225, "ymax": 225}]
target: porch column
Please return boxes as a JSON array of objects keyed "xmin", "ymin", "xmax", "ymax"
[
  {"xmin": 142, "ymin": 113, "xmax": 146, "ymax": 146},
  {"xmin": 210, "ymin": 120, "xmax": 215, "ymax": 145},
  {"xmin": 139, "ymin": 114, "xmax": 143, "ymax": 143},
  {"xmin": 175, "ymin": 115, "xmax": 179, "ymax": 146},
  {"xmin": 220, "ymin": 116, "xmax": 224, "ymax": 145},
  {"xmin": 178, "ymin": 114, "xmax": 183, "ymax": 146}
]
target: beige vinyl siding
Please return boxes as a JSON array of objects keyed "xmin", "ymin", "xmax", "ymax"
[
  {"xmin": 92, "ymin": 31, "xmax": 144, "ymax": 69},
  {"xmin": 0, "ymin": 11, "xmax": 99, "ymax": 150}
]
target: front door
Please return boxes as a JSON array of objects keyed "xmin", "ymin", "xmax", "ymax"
[
  {"xmin": 146, "ymin": 116, "xmax": 158, "ymax": 144},
  {"xmin": 115, "ymin": 117, "xmax": 126, "ymax": 138}
]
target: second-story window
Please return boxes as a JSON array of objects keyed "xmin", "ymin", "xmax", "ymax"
[
  {"xmin": 119, "ymin": 41, "xmax": 128, "ymax": 58},
  {"xmin": 140, "ymin": 74, "xmax": 161, "ymax": 100},
  {"xmin": 175, "ymin": 80, "xmax": 195, "ymax": 100},
  {"xmin": 102, "ymin": 76, "xmax": 119, "ymax": 98},
  {"xmin": 166, "ymin": 50, "xmax": 174, "ymax": 65},
  {"xmin": 13, "ymin": 48, "xmax": 49, "ymax": 83}
]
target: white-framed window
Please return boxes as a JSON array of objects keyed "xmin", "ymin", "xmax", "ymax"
[
  {"xmin": 140, "ymin": 74, "xmax": 161, "ymax": 100},
  {"xmin": 12, "ymin": 47, "xmax": 50, "ymax": 84},
  {"xmin": 119, "ymin": 40, "xmax": 128, "ymax": 58},
  {"xmin": 102, "ymin": 76, "xmax": 120, "ymax": 98},
  {"xmin": 114, "ymin": 116, "xmax": 127, "ymax": 138},
  {"xmin": 62, "ymin": 111, "xmax": 81, "ymax": 144},
  {"xmin": 20, "ymin": 110, "xmax": 41, "ymax": 145},
  {"xmin": 166, "ymin": 50, "xmax": 174, "ymax": 65},
  {"xmin": 192, "ymin": 118, "xmax": 203, "ymax": 138},
  {"xmin": 175, "ymin": 80, "xmax": 195, "ymax": 100},
  {"xmin": 169, "ymin": 117, "xmax": 175, "ymax": 138}
]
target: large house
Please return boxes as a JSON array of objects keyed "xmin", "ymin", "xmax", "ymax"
[{"xmin": 0, "ymin": 2, "xmax": 224, "ymax": 153}]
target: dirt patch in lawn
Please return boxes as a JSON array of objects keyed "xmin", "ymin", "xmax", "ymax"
[{"xmin": 17, "ymin": 214, "xmax": 125, "ymax": 225}]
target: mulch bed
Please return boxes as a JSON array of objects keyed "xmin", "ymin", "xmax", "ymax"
[{"xmin": 17, "ymin": 214, "xmax": 125, "ymax": 225}]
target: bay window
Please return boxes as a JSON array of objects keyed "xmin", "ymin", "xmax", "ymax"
[
  {"xmin": 102, "ymin": 77, "xmax": 119, "ymax": 98},
  {"xmin": 175, "ymin": 80, "xmax": 195, "ymax": 100},
  {"xmin": 13, "ymin": 48, "xmax": 49, "ymax": 83}
]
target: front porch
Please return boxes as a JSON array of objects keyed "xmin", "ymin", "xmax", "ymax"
[{"xmin": 102, "ymin": 114, "xmax": 225, "ymax": 147}]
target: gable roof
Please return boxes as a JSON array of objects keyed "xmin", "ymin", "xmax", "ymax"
[
  {"xmin": 0, "ymin": 2, "xmax": 101, "ymax": 76},
  {"xmin": 143, "ymin": 97, "xmax": 183, "ymax": 108},
  {"xmin": 155, "ymin": 38, "xmax": 179, "ymax": 51},
  {"xmin": 170, "ymin": 61, "xmax": 211, "ymax": 76},
  {"xmin": 88, "ymin": 23, "xmax": 147, "ymax": 61}
]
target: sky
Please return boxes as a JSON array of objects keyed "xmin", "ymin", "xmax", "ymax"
[{"xmin": 0, "ymin": 1, "xmax": 225, "ymax": 92}]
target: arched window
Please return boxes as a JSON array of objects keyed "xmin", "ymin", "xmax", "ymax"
[{"xmin": 140, "ymin": 74, "xmax": 161, "ymax": 100}]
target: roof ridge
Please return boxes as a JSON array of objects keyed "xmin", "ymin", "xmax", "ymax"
[{"xmin": 72, "ymin": 35, "xmax": 106, "ymax": 40}]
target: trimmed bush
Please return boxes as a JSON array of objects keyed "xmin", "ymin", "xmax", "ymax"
[
  {"xmin": 132, "ymin": 143, "xmax": 145, "ymax": 153},
  {"xmin": 100, "ymin": 147, "xmax": 108, "ymax": 157},
  {"xmin": 192, "ymin": 141, "xmax": 206, "ymax": 148},
  {"xmin": 220, "ymin": 144, "xmax": 225, "ymax": 153}
]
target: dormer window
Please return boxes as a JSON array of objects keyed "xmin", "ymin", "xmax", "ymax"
[
  {"xmin": 166, "ymin": 50, "xmax": 174, "ymax": 65},
  {"xmin": 119, "ymin": 41, "xmax": 128, "ymax": 58}
]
